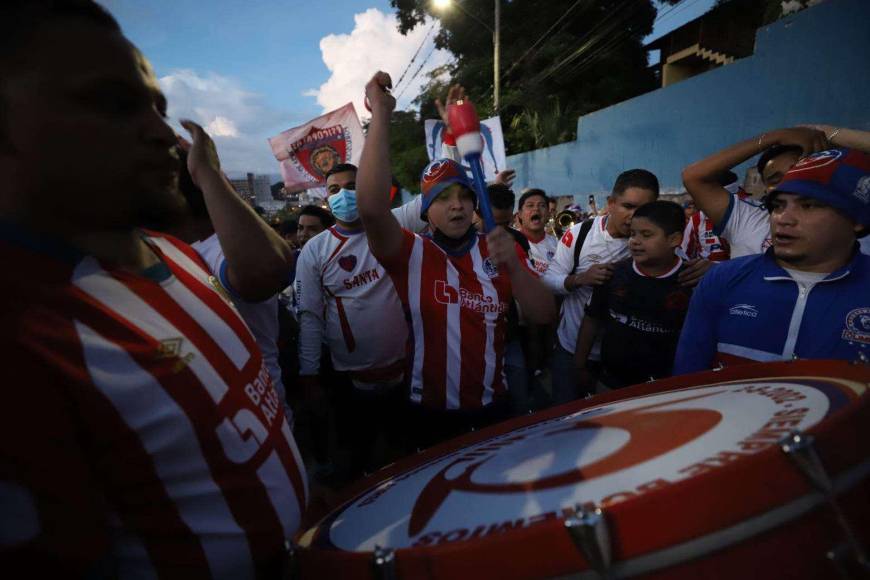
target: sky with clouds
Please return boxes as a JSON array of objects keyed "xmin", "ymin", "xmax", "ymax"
[{"xmin": 101, "ymin": 0, "xmax": 714, "ymax": 176}]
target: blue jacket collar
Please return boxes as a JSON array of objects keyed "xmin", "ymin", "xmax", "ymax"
[{"xmin": 761, "ymin": 245, "xmax": 861, "ymax": 283}]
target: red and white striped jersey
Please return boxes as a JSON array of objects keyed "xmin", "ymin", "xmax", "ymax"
[
  {"xmin": 381, "ymin": 229, "xmax": 536, "ymax": 410},
  {"xmin": 0, "ymin": 227, "xmax": 306, "ymax": 579},
  {"xmin": 681, "ymin": 210, "xmax": 731, "ymax": 262}
]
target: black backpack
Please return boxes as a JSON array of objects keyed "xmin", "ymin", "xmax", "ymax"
[{"xmin": 571, "ymin": 219, "xmax": 595, "ymax": 274}]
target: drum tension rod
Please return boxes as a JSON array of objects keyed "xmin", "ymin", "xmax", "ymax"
[
  {"xmin": 372, "ymin": 545, "xmax": 397, "ymax": 580},
  {"xmin": 779, "ymin": 430, "xmax": 869, "ymax": 573},
  {"xmin": 564, "ymin": 503, "xmax": 613, "ymax": 579}
]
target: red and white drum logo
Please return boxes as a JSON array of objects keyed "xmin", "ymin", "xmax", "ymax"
[{"xmin": 325, "ymin": 381, "xmax": 842, "ymax": 552}]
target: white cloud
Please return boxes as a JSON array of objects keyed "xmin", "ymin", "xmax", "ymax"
[
  {"xmin": 205, "ymin": 116, "xmax": 239, "ymax": 138},
  {"xmin": 306, "ymin": 9, "xmax": 453, "ymax": 116},
  {"xmin": 159, "ymin": 69, "xmax": 292, "ymax": 175}
]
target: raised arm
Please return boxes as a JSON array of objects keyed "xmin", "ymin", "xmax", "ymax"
[
  {"xmin": 803, "ymin": 124, "xmax": 870, "ymax": 153},
  {"xmin": 356, "ymin": 72, "xmax": 405, "ymax": 261},
  {"xmin": 181, "ymin": 120, "xmax": 294, "ymax": 302},
  {"xmin": 681, "ymin": 127, "xmax": 828, "ymax": 226}
]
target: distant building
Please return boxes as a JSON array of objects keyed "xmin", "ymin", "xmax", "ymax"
[
  {"xmin": 229, "ymin": 173, "xmax": 273, "ymax": 205},
  {"xmin": 647, "ymin": 0, "xmax": 764, "ymax": 88}
]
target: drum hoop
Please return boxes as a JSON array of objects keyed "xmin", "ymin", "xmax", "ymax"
[{"xmin": 552, "ymin": 455, "xmax": 870, "ymax": 579}]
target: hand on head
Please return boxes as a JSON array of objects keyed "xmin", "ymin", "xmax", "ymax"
[{"xmin": 767, "ymin": 127, "xmax": 829, "ymax": 156}]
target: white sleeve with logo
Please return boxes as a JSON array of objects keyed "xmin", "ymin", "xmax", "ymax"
[
  {"xmin": 295, "ymin": 239, "xmax": 324, "ymax": 376},
  {"xmin": 392, "ymin": 195, "xmax": 427, "ymax": 233},
  {"xmin": 718, "ymin": 195, "xmax": 770, "ymax": 258},
  {"xmin": 543, "ymin": 225, "xmax": 582, "ymax": 295}
]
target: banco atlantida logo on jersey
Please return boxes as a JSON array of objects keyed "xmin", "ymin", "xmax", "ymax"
[{"xmin": 434, "ymin": 280, "xmax": 507, "ymax": 314}]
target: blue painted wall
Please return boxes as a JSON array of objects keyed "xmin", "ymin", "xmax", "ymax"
[{"xmin": 508, "ymin": 0, "xmax": 870, "ymax": 206}]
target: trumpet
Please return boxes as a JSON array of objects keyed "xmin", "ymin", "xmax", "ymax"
[{"xmin": 551, "ymin": 209, "xmax": 580, "ymax": 238}]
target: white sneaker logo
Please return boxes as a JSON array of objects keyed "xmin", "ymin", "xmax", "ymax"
[{"xmin": 729, "ymin": 304, "xmax": 759, "ymax": 318}]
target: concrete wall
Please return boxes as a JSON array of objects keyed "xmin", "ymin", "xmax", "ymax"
[{"xmin": 507, "ymin": 0, "xmax": 870, "ymax": 206}]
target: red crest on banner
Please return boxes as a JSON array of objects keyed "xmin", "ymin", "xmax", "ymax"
[
  {"xmin": 268, "ymin": 103, "xmax": 364, "ymax": 192},
  {"xmin": 291, "ymin": 125, "xmax": 348, "ymax": 181}
]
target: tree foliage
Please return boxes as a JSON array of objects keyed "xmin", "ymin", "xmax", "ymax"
[{"xmin": 390, "ymin": 0, "xmax": 679, "ymax": 155}]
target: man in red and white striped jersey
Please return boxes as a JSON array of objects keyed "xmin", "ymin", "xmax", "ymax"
[
  {"xmin": 0, "ymin": 2, "xmax": 305, "ymax": 577},
  {"xmin": 357, "ymin": 73, "xmax": 555, "ymax": 449}
]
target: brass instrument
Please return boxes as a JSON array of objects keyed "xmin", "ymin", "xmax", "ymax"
[{"xmin": 552, "ymin": 209, "xmax": 579, "ymax": 238}]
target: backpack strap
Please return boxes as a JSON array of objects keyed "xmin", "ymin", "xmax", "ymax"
[{"xmin": 572, "ymin": 218, "xmax": 595, "ymax": 273}]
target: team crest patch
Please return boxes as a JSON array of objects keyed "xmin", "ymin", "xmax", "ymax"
[
  {"xmin": 842, "ymin": 307, "xmax": 870, "ymax": 345},
  {"xmin": 208, "ymin": 275, "xmax": 234, "ymax": 305},
  {"xmin": 854, "ymin": 176, "xmax": 870, "ymax": 204},
  {"xmin": 560, "ymin": 230, "xmax": 573, "ymax": 248},
  {"xmin": 482, "ymin": 257, "xmax": 499, "ymax": 278},
  {"xmin": 338, "ymin": 255, "xmax": 358, "ymax": 272},
  {"xmin": 157, "ymin": 338, "xmax": 183, "ymax": 358}
]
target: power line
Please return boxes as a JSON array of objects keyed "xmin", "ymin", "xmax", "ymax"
[
  {"xmin": 392, "ymin": 20, "xmax": 437, "ymax": 96},
  {"xmin": 530, "ymin": 0, "xmax": 640, "ymax": 86},
  {"xmin": 393, "ymin": 42, "xmax": 440, "ymax": 102},
  {"xmin": 501, "ymin": 0, "xmax": 589, "ymax": 81}
]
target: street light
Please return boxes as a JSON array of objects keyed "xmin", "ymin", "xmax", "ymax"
[{"xmin": 432, "ymin": 0, "xmax": 501, "ymax": 111}]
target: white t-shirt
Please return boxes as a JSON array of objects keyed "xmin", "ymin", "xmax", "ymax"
[
  {"xmin": 525, "ymin": 232, "xmax": 558, "ymax": 274},
  {"xmin": 716, "ymin": 194, "xmax": 772, "ymax": 258},
  {"xmin": 191, "ymin": 234, "xmax": 287, "ymax": 417},
  {"xmin": 543, "ymin": 216, "xmax": 631, "ymax": 353},
  {"xmin": 717, "ymin": 193, "xmax": 870, "ymax": 257},
  {"xmin": 295, "ymin": 197, "xmax": 426, "ymax": 388}
]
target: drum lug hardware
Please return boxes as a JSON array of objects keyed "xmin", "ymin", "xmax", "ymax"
[
  {"xmin": 713, "ymin": 362, "xmax": 724, "ymax": 372},
  {"xmin": 780, "ymin": 430, "xmax": 869, "ymax": 570},
  {"xmin": 852, "ymin": 351, "xmax": 868, "ymax": 365},
  {"xmin": 372, "ymin": 545, "xmax": 397, "ymax": 580},
  {"xmin": 564, "ymin": 503, "xmax": 612, "ymax": 578}
]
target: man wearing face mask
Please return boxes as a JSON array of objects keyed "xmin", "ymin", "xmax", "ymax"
[{"xmin": 294, "ymin": 163, "xmax": 426, "ymax": 481}]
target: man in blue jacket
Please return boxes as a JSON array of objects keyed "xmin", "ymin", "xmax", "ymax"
[{"xmin": 675, "ymin": 148, "xmax": 870, "ymax": 374}]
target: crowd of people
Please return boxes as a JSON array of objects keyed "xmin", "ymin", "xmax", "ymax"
[{"xmin": 2, "ymin": 1, "xmax": 869, "ymax": 578}]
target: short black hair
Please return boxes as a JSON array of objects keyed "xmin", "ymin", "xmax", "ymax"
[
  {"xmin": 612, "ymin": 169, "xmax": 660, "ymax": 198},
  {"xmin": 486, "ymin": 183, "xmax": 515, "ymax": 211},
  {"xmin": 632, "ymin": 200, "xmax": 686, "ymax": 236},
  {"xmin": 716, "ymin": 170, "xmax": 739, "ymax": 187},
  {"xmin": 277, "ymin": 219, "xmax": 297, "ymax": 237},
  {"xmin": 324, "ymin": 163, "xmax": 357, "ymax": 181},
  {"xmin": 1, "ymin": 1, "xmax": 120, "ymax": 67},
  {"xmin": 756, "ymin": 145, "xmax": 803, "ymax": 175},
  {"xmin": 298, "ymin": 204, "xmax": 335, "ymax": 228},
  {"xmin": 1, "ymin": 1, "xmax": 121, "ymax": 135},
  {"xmin": 517, "ymin": 188, "xmax": 548, "ymax": 209}
]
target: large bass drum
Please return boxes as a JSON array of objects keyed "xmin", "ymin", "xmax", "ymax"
[{"xmin": 294, "ymin": 360, "xmax": 870, "ymax": 579}]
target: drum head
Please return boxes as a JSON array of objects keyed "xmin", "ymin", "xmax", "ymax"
[{"xmin": 296, "ymin": 360, "xmax": 870, "ymax": 579}]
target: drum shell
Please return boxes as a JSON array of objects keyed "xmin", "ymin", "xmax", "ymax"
[{"xmin": 295, "ymin": 360, "xmax": 870, "ymax": 579}]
